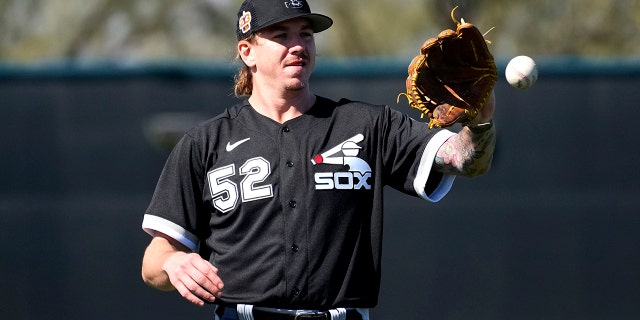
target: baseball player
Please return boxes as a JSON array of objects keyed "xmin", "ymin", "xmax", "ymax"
[{"xmin": 141, "ymin": 1, "xmax": 497, "ymax": 320}]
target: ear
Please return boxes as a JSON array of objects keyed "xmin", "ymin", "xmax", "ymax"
[{"xmin": 237, "ymin": 40, "xmax": 255, "ymax": 67}]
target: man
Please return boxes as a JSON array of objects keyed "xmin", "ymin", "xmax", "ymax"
[{"xmin": 141, "ymin": 1, "xmax": 496, "ymax": 319}]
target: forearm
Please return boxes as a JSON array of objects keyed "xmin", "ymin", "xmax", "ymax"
[
  {"xmin": 142, "ymin": 233, "xmax": 223, "ymax": 305},
  {"xmin": 141, "ymin": 235, "xmax": 189, "ymax": 291},
  {"xmin": 434, "ymin": 121, "xmax": 496, "ymax": 177}
]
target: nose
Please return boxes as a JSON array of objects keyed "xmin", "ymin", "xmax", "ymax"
[{"xmin": 288, "ymin": 35, "xmax": 306, "ymax": 54}]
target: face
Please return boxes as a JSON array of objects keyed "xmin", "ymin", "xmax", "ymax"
[{"xmin": 239, "ymin": 18, "xmax": 316, "ymax": 92}]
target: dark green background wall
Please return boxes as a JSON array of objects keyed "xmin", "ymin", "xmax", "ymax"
[{"xmin": 1, "ymin": 57, "xmax": 639, "ymax": 319}]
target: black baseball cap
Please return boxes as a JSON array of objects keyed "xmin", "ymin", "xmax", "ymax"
[{"xmin": 236, "ymin": 0, "xmax": 333, "ymax": 40}]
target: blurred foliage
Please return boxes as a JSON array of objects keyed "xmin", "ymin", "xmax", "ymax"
[{"xmin": 1, "ymin": 0, "xmax": 639, "ymax": 63}]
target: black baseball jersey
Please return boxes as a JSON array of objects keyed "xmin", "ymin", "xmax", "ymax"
[{"xmin": 142, "ymin": 96, "xmax": 456, "ymax": 309}]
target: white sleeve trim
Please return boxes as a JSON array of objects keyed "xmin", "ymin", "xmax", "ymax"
[
  {"xmin": 413, "ymin": 129, "xmax": 457, "ymax": 202},
  {"xmin": 142, "ymin": 214, "xmax": 199, "ymax": 251}
]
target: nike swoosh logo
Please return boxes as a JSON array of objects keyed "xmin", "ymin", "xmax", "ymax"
[{"xmin": 226, "ymin": 138, "xmax": 250, "ymax": 152}]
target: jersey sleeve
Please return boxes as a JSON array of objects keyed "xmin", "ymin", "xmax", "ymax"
[
  {"xmin": 411, "ymin": 130, "xmax": 456, "ymax": 201},
  {"xmin": 141, "ymin": 132, "xmax": 207, "ymax": 251},
  {"xmin": 381, "ymin": 106, "xmax": 456, "ymax": 202}
]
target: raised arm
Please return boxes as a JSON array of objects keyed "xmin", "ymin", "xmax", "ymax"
[{"xmin": 434, "ymin": 92, "xmax": 496, "ymax": 177}]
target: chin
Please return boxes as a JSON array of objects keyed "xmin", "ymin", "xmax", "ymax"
[{"xmin": 285, "ymin": 81, "xmax": 306, "ymax": 91}]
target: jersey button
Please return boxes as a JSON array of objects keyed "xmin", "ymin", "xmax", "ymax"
[
  {"xmin": 291, "ymin": 244, "xmax": 299, "ymax": 253},
  {"xmin": 288, "ymin": 200, "xmax": 297, "ymax": 208},
  {"xmin": 282, "ymin": 126, "xmax": 290, "ymax": 133},
  {"xmin": 286, "ymin": 161, "xmax": 294, "ymax": 167},
  {"xmin": 292, "ymin": 288, "xmax": 301, "ymax": 296}
]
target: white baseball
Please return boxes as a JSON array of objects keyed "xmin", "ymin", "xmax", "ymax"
[{"xmin": 505, "ymin": 55, "xmax": 538, "ymax": 89}]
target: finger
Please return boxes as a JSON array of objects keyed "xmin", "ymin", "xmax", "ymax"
[
  {"xmin": 189, "ymin": 257, "xmax": 224, "ymax": 295},
  {"xmin": 174, "ymin": 273, "xmax": 218, "ymax": 305},
  {"xmin": 166, "ymin": 255, "xmax": 221, "ymax": 305},
  {"xmin": 188, "ymin": 270, "xmax": 223, "ymax": 300},
  {"xmin": 173, "ymin": 279, "xmax": 211, "ymax": 306}
]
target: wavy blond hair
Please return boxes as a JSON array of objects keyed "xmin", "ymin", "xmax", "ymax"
[{"xmin": 233, "ymin": 34, "xmax": 256, "ymax": 97}]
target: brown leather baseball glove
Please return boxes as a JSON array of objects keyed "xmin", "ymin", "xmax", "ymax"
[{"xmin": 399, "ymin": 7, "xmax": 497, "ymax": 129}]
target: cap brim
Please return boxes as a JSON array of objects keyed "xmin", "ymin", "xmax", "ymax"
[{"xmin": 305, "ymin": 14, "xmax": 333, "ymax": 33}]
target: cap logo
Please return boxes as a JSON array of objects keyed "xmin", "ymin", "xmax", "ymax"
[
  {"xmin": 284, "ymin": 0, "xmax": 304, "ymax": 9},
  {"xmin": 239, "ymin": 10, "xmax": 252, "ymax": 34}
]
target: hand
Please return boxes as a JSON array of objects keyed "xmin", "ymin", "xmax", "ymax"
[{"xmin": 162, "ymin": 251, "xmax": 224, "ymax": 306}]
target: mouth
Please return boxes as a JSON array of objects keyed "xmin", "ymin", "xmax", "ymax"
[
  {"xmin": 284, "ymin": 57, "xmax": 308, "ymax": 68},
  {"xmin": 286, "ymin": 61, "xmax": 306, "ymax": 68}
]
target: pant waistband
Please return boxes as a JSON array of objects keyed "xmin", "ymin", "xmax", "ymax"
[{"xmin": 219, "ymin": 304, "xmax": 367, "ymax": 320}]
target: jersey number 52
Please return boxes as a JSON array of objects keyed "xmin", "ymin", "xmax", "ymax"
[{"xmin": 207, "ymin": 157, "xmax": 274, "ymax": 213}]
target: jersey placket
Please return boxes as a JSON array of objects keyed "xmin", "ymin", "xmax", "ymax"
[{"xmin": 278, "ymin": 123, "xmax": 309, "ymax": 304}]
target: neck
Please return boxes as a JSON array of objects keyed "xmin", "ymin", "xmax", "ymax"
[{"xmin": 248, "ymin": 88, "xmax": 316, "ymax": 124}]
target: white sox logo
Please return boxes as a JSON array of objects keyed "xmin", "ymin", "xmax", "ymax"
[
  {"xmin": 284, "ymin": 1, "xmax": 304, "ymax": 9},
  {"xmin": 312, "ymin": 134, "xmax": 372, "ymax": 190}
]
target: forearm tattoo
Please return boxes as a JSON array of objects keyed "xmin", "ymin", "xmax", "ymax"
[{"xmin": 434, "ymin": 125, "xmax": 496, "ymax": 177}]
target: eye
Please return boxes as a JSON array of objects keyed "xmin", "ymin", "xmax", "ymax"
[{"xmin": 273, "ymin": 32, "xmax": 287, "ymax": 39}]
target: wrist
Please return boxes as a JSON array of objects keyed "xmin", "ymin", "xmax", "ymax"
[{"xmin": 466, "ymin": 119, "xmax": 493, "ymax": 134}]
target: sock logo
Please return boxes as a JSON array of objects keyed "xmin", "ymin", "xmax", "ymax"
[
  {"xmin": 284, "ymin": 1, "xmax": 304, "ymax": 9},
  {"xmin": 311, "ymin": 134, "xmax": 372, "ymax": 190}
]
